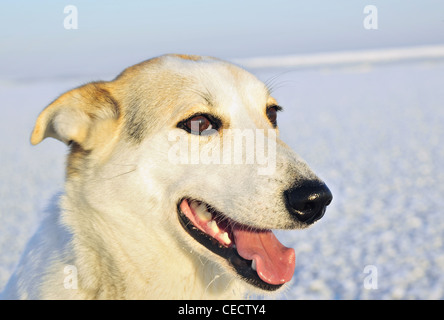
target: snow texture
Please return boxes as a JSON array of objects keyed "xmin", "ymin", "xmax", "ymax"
[{"xmin": 1, "ymin": 51, "xmax": 444, "ymax": 299}]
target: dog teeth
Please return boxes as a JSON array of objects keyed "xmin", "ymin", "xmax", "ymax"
[
  {"xmin": 198, "ymin": 204, "xmax": 212, "ymax": 221},
  {"xmin": 190, "ymin": 200, "xmax": 232, "ymax": 247},
  {"xmin": 251, "ymin": 259, "xmax": 257, "ymax": 271},
  {"xmin": 207, "ymin": 220, "xmax": 220, "ymax": 233},
  {"xmin": 190, "ymin": 201, "xmax": 199, "ymax": 209},
  {"xmin": 192, "ymin": 201, "xmax": 212, "ymax": 222},
  {"xmin": 221, "ymin": 232, "xmax": 231, "ymax": 245}
]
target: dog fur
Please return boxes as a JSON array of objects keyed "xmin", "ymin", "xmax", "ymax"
[{"xmin": 2, "ymin": 54, "xmax": 325, "ymax": 299}]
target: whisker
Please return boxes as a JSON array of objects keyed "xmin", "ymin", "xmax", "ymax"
[
  {"xmin": 93, "ymin": 164, "xmax": 137, "ymax": 181},
  {"xmin": 264, "ymin": 70, "xmax": 297, "ymax": 94}
]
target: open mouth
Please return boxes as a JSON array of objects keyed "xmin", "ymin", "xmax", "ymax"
[{"xmin": 177, "ymin": 198, "xmax": 295, "ymax": 291}]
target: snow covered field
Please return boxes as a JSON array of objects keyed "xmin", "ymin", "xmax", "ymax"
[{"xmin": 1, "ymin": 50, "xmax": 444, "ymax": 299}]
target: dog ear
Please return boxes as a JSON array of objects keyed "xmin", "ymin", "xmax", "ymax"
[{"xmin": 31, "ymin": 82, "xmax": 120, "ymax": 149}]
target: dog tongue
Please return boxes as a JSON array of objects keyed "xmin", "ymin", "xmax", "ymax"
[{"xmin": 232, "ymin": 226, "xmax": 295, "ymax": 285}]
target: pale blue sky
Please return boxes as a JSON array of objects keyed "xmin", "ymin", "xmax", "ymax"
[{"xmin": 1, "ymin": 0, "xmax": 443, "ymax": 79}]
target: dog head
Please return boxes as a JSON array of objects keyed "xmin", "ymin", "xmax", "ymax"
[{"xmin": 31, "ymin": 54, "xmax": 332, "ymax": 295}]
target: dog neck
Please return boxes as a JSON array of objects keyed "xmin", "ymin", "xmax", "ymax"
[{"xmin": 58, "ymin": 192, "xmax": 245, "ymax": 299}]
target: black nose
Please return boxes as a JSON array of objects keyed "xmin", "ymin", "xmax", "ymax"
[{"xmin": 284, "ymin": 181, "xmax": 333, "ymax": 224}]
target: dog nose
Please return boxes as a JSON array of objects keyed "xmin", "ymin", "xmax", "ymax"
[{"xmin": 284, "ymin": 181, "xmax": 333, "ymax": 224}]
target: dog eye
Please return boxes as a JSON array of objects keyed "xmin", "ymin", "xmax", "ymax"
[
  {"xmin": 266, "ymin": 106, "xmax": 280, "ymax": 127},
  {"xmin": 179, "ymin": 114, "xmax": 220, "ymax": 135}
]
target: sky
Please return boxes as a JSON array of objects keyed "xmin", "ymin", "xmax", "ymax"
[{"xmin": 0, "ymin": 0, "xmax": 443, "ymax": 79}]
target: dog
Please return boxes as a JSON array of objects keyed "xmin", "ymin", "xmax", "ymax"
[{"xmin": 2, "ymin": 54, "xmax": 332, "ymax": 299}]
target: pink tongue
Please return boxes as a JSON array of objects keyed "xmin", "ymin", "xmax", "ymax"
[{"xmin": 232, "ymin": 226, "xmax": 295, "ymax": 285}]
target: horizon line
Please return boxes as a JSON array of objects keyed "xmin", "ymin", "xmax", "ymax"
[{"xmin": 233, "ymin": 44, "xmax": 444, "ymax": 69}]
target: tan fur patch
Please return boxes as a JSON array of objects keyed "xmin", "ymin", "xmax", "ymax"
[{"xmin": 172, "ymin": 54, "xmax": 203, "ymax": 61}]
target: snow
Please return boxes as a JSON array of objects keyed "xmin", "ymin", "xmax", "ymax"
[{"xmin": 1, "ymin": 49, "xmax": 444, "ymax": 299}]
